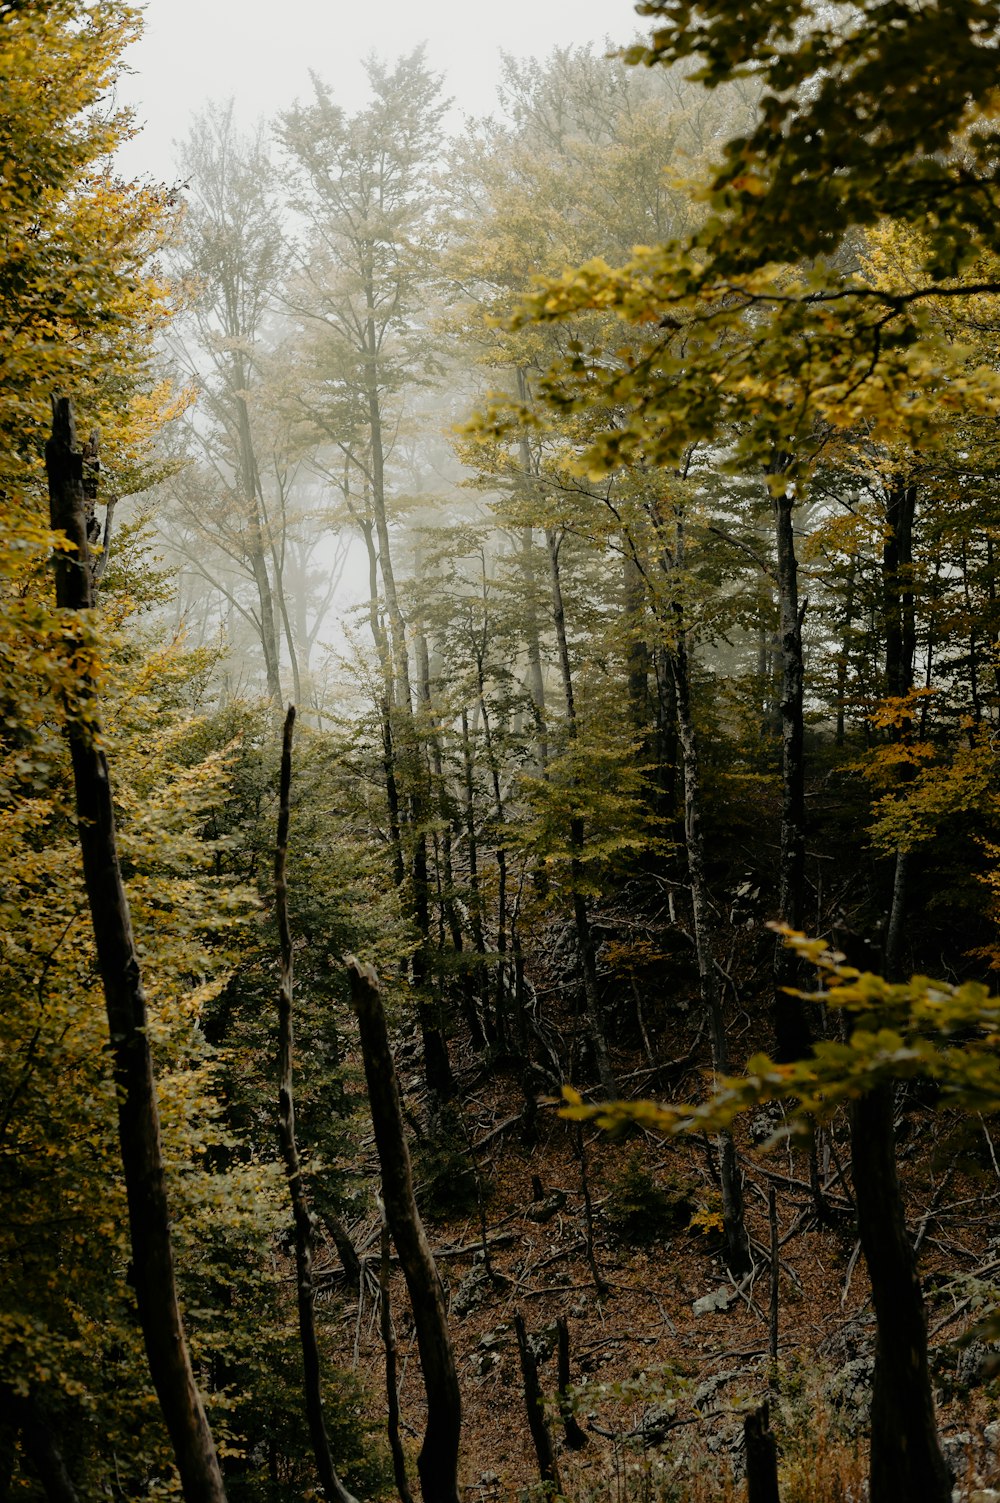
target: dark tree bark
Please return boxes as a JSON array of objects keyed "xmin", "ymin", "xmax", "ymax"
[
  {"xmin": 46, "ymin": 397, "xmax": 227, "ymax": 1503},
  {"xmin": 274, "ymin": 708, "xmax": 360, "ymax": 1503},
  {"xmin": 513, "ymin": 1313, "xmax": 560, "ymax": 1491},
  {"xmin": 744, "ymin": 1402, "xmax": 780, "ymax": 1503},
  {"xmin": 768, "ymin": 1185, "xmax": 780, "ymax": 1383},
  {"xmin": 346, "ymin": 958, "xmax": 461, "ymax": 1503},
  {"xmin": 882, "ymin": 477, "xmax": 918, "ymax": 981},
  {"xmin": 556, "ymin": 1317, "xmax": 588, "ymax": 1451},
  {"xmin": 319, "ymin": 1210, "xmax": 362, "ymax": 1293},
  {"xmin": 378, "ymin": 1208, "xmax": 414, "ymax": 1503},
  {"xmin": 883, "ymin": 478, "xmax": 917, "ymax": 702},
  {"xmin": 850, "ymin": 1086, "xmax": 951, "ymax": 1503},
  {"xmin": 770, "ymin": 473, "xmax": 811, "ymax": 1061},
  {"xmin": 3, "ymin": 1388, "xmax": 80, "ymax": 1503}
]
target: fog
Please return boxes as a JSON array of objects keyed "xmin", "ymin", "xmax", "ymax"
[{"xmin": 116, "ymin": 0, "xmax": 636, "ymax": 183}]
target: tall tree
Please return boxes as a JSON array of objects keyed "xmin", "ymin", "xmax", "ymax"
[
  {"xmin": 280, "ymin": 52, "xmax": 454, "ymax": 1099},
  {"xmin": 167, "ymin": 106, "xmax": 289, "ymax": 704}
]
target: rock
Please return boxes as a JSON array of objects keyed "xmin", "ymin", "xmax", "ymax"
[
  {"xmin": 955, "ymin": 1342, "xmax": 995, "ymax": 1390},
  {"xmin": 706, "ymin": 1424, "xmax": 747, "ymax": 1482},
  {"xmin": 984, "ymin": 1420, "xmax": 1000, "ymax": 1459},
  {"xmin": 477, "ymin": 1325, "xmax": 509, "ymax": 1351},
  {"xmin": 969, "ymin": 1490, "xmax": 1000, "ymax": 1503},
  {"xmin": 692, "ymin": 1287, "xmax": 735, "ymax": 1316},
  {"xmin": 827, "ymin": 1356, "xmax": 875, "ymax": 1431},
  {"xmin": 527, "ymin": 1323, "xmax": 558, "ymax": 1363},
  {"xmin": 692, "ymin": 1369, "xmax": 745, "ymax": 1410},
  {"xmin": 632, "ymin": 1403, "xmax": 679, "ymax": 1445},
  {"xmin": 451, "ymin": 1265, "xmax": 490, "ymax": 1318},
  {"xmin": 943, "ymin": 1432, "xmax": 973, "ymax": 1476}
]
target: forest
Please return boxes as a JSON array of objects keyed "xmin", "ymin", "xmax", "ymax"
[{"xmin": 6, "ymin": 0, "xmax": 1000, "ymax": 1499}]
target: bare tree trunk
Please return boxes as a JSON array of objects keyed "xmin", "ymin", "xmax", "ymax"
[
  {"xmin": 235, "ymin": 393, "xmax": 282, "ymax": 704},
  {"xmin": 851, "ymin": 1086, "xmax": 950, "ymax": 1503},
  {"xmin": 882, "ymin": 477, "xmax": 918, "ymax": 981},
  {"xmin": 670, "ymin": 611, "xmax": 751, "ymax": 1275},
  {"xmin": 460, "ymin": 707, "xmax": 491, "ymax": 1038},
  {"xmin": 744, "ymin": 1402, "xmax": 780, "ymax": 1503},
  {"xmin": 515, "ymin": 370, "xmax": 548, "ymax": 772},
  {"xmin": 623, "ymin": 549, "xmax": 650, "ymax": 752},
  {"xmin": 46, "ymin": 397, "xmax": 227, "ymax": 1503},
  {"xmin": 346, "ymin": 959, "xmax": 461, "ymax": 1503},
  {"xmin": 476, "ymin": 658, "xmax": 511, "ymax": 1049},
  {"xmin": 835, "ymin": 553, "xmax": 858, "ymax": 748},
  {"xmin": 513, "ymin": 1314, "xmax": 560, "ymax": 1492},
  {"xmin": 275, "ymin": 708, "xmax": 359, "ymax": 1503},
  {"xmin": 378, "ymin": 1207, "xmax": 414, "ymax": 1503},
  {"xmin": 771, "ymin": 478, "xmax": 811, "ymax": 1061},
  {"xmin": 546, "ymin": 526, "xmax": 617, "ymax": 1097},
  {"xmin": 361, "ymin": 516, "xmax": 405, "ymax": 890},
  {"xmin": 556, "ymin": 1318, "xmax": 588, "ymax": 1451}
]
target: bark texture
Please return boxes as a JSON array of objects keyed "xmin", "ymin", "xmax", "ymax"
[
  {"xmin": 46, "ymin": 396, "xmax": 227, "ymax": 1503},
  {"xmin": 513, "ymin": 1313, "xmax": 560, "ymax": 1491},
  {"xmin": 771, "ymin": 481, "xmax": 811, "ymax": 1061},
  {"xmin": 346, "ymin": 957, "xmax": 461, "ymax": 1503},
  {"xmin": 744, "ymin": 1402, "xmax": 780, "ymax": 1503},
  {"xmin": 851, "ymin": 1085, "xmax": 951, "ymax": 1503},
  {"xmin": 275, "ymin": 708, "xmax": 359, "ymax": 1503}
]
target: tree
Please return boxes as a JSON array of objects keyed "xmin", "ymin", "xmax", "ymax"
[
  {"xmin": 567, "ymin": 930, "xmax": 1000, "ymax": 1503},
  {"xmin": 279, "ymin": 51, "xmax": 455, "ymax": 1100},
  {"xmin": 166, "ymin": 107, "xmax": 290, "ymax": 705},
  {"xmin": 47, "ymin": 399, "xmax": 229, "ymax": 1503}
]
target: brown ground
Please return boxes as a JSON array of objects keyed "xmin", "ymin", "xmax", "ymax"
[{"xmin": 320, "ymin": 1039, "xmax": 1000, "ymax": 1503}]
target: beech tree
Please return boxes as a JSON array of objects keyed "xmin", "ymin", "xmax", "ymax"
[{"xmin": 279, "ymin": 52, "xmax": 455, "ymax": 1100}]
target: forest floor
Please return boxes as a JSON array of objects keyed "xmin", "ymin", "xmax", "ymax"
[{"xmin": 321, "ymin": 1000, "xmax": 1000, "ymax": 1503}]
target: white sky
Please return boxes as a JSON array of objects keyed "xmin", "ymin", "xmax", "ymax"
[{"xmin": 116, "ymin": 0, "xmax": 643, "ymax": 182}]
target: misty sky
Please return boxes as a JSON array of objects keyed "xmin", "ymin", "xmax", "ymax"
[{"xmin": 117, "ymin": 0, "xmax": 641, "ymax": 181}]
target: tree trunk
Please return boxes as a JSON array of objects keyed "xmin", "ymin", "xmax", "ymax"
[
  {"xmin": 835, "ymin": 553, "xmax": 858, "ymax": 748},
  {"xmin": 556, "ymin": 1317, "xmax": 588, "ymax": 1450},
  {"xmin": 670, "ymin": 612, "xmax": 751, "ymax": 1275},
  {"xmin": 46, "ymin": 397, "xmax": 228, "ymax": 1503},
  {"xmin": 882, "ymin": 477, "xmax": 918, "ymax": 982},
  {"xmin": 3, "ymin": 1389, "xmax": 80, "ymax": 1503},
  {"xmin": 623, "ymin": 549, "xmax": 650, "ymax": 752},
  {"xmin": 361, "ymin": 515, "xmax": 405, "ymax": 890},
  {"xmin": 236, "ymin": 392, "xmax": 282, "ymax": 704},
  {"xmin": 345, "ymin": 958, "xmax": 461, "ymax": 1503},
  {"xmin": 546, "ymin": 526, "xmax": 617, "ymax": 1097},
  {"xmin": 513, "ymin": 1314, "xmax": 560, "ymax": 1491},
  {"xmin": 850, "ymin": 1086, "xmax": 951, "ymax": 1503},
  {"xmin": 378, "ymin": 1208, "xmax": 414, "ymax": 1503},
  {"xmin": 771, "ymin": 480, "xmax": 811, "ymax": 1061},
  {"xmin": 744, "ymin": 1402, "xmax": 780, "ymax": 1503},
  {"xmin": 883, "ymin": 478, "xmax": 917, "ymax": 702},
  {"xmin": 515, "ymin": 370, "xmax": 548, "ymax": 772},
  {"xmin": 275, "ymin": 708, "xmax": 360, "ymax": 1503}
]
